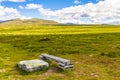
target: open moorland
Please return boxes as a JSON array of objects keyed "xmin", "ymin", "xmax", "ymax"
[{"xmin": 0, "ymin": 23, "xmax": 120, "ymax": 80}]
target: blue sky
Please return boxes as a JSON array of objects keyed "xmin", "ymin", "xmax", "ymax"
[
  {"xmin": 0, "ymin": 0, "xmax": 120, "ymax": 24},
  {"xmin": 1, "ymin": 0, "xmax": 99, "ymax": 17},
  {"xmin": 2, "ymin": 0, "xmax": 99, "ymax": 9}
]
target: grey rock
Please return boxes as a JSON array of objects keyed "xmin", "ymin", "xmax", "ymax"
[
  {"xmin": 40, "ymin": 54, "xmax": 73, "ymax": 70},
  {"xmin": 18, "ymin": 59, "xmax": 49, "ymax": 72}
]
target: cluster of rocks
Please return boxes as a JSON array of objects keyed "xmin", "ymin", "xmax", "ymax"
[{"xmin": 18, "ymin": 54, "xmax": 73, "ymax": 72}]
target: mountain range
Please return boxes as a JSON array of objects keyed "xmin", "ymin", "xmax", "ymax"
[{"xmin": 0, "ymin": 18, "xmax": 59, "ymax": 27}]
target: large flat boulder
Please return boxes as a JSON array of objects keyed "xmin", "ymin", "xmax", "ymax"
[{"xmin": 18, "ymin": 59, "xmax": 49, "ymax": 72}]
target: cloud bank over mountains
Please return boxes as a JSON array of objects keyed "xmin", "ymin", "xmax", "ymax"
[
  {"xmin": 0, "ymin": 6, "xmax": 31, "ymax": 20},
  {"xmin": 25, "ymin": 0, "xmax": 120, "ymax": 24},
  {"xmin": 0, "ymin": 0, "xmax": 120, "ymax": 24},
  {"xmin": 0, "ymin": 0, "xmax": 29, "ymax": 20},
  {"xmin": 0, "ymin": 6, "xmax": 20, "ymax": 20}
]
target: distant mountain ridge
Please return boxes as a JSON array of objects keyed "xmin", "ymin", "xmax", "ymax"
[
  {"xmin": 0, "ymin": 19, "xmax": 14, "ymax": 23},
  {"xmin": 0, "ymin": 20, "xmax": 5, "ymax": 23},
  {"xmin": 0, "ymin": 18, "xmax": 59, "ymax": 27}
]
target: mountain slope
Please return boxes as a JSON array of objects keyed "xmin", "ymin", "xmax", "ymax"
[{"xmin": 0, "ymin": 18, "xmax": 59, "ymax": 27}]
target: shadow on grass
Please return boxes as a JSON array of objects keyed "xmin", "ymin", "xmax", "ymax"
[{"xmin": 100, "ymin": 51, "xmax": 120, "ymax": 58}]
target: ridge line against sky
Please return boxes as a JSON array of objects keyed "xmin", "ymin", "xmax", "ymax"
[{"xmin": 0, "ymin": 0, "xmax": 120, "ymax": 24}]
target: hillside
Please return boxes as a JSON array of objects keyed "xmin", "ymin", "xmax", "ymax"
[{"xmin": 0, "ymin": 18, "xmax": 59, "ymax": 27}]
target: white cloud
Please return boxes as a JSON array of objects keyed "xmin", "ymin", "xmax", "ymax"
[
  {"xmin": 30, "ymin": 0, "xmax": 120, "ymax": 24},
  {"xmin": 0, "ymin": 5, "xmax": 30, "ymax": 21},
  {"xmin": 25, "ymin": 0, "xmax": 120, "ymax": 24},
  {"xmin": 20, "ymin": 16, "xmax": 32, "ymax": 20},
  {"xmin": 0, "ymin": 0, "xmax": 25, "ymax": 2},
  {"xmin": 0, "ymin": 6, "xmax": 20, "ymax": 20},
  {"xmin": 0, "ymin": 0, "xmax": 2, "ymax": 2},
  {"xmin": 19, "ymin": 5, "xmax": 23, "ymax": 9},
  {"xmin": 25, "ymin": 3, "xmax": 42, "ymax": 9},
  {"xmin": 74, "ymin": 0, "xmax": 80, "ymax": 4},
  {"xmin": 8, "ymin": 0, "xmax": 25, "ymax": 2}
]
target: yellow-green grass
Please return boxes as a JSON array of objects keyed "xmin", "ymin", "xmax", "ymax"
[
  {"xmin": 0, "ymin": 25, "xmax": 120, "ymax": 35},
  {"xmin": 0, "ymin": 25, "xmax": 120, "ymax": 80}
]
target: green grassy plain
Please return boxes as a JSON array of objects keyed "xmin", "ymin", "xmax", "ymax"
[{"xmin": 0, "ymin": 25, "xmax": 120, "ymax": 80}]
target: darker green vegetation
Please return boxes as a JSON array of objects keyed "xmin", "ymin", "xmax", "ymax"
[{"xmin": 0, "ymin": 33, "xmax": 120, "ymax": 57}]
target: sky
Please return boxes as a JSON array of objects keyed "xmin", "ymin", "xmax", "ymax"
[{"xmin": 0, "ymin": 0, "xmax": 120, "ymax": 24}]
